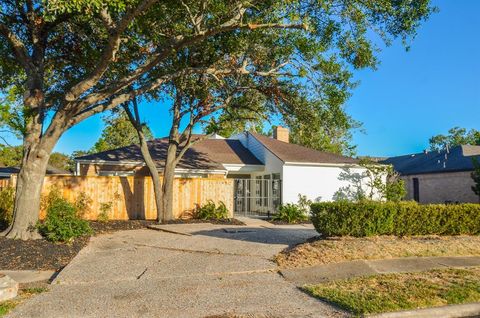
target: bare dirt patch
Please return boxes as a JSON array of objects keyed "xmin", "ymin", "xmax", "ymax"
[{"xmin": 276, "ymin": 235, "xmax": 480, "ymax": 269}]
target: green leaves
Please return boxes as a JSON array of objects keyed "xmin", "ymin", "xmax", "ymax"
[
  {"xmin": 91, "ymin": 110, "xmax": 153, "ymax": 153},
  {"xmin": 429, "ymin": 127, "xmax": 480, "ymax": 151},
  {"xmin": 195, "ymin": 200, "xmax": 229, "ymax": 220},
  {"xmin": 37, "ymin": 188, "xmax": 92, "ymax": 243},
  {"xmin": 311, "ymin": 201, "xmax": 480, "ymax": 237}
]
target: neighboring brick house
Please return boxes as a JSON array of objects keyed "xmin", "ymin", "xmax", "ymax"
[{"xmin": 383, "ymin": 145, "xmax": 480, "ymax": 204}]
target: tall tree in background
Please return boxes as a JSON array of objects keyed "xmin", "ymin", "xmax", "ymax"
[
  {"xmin": 429, "ymin": 127, "xmax": 480, "ymax": 151},
  {"xmin": 0, "ymin": 0, "xmax": 433, "ymax": 238},
  {"xmin": 0, "ymin": 145, "xmax": 23, "ymax": 167},
  {"xmin": 91, "ymin": 110, "xmax": 153, "ymax": 153},
  {"xmin": 0, "ymin": 145, "xmax": 71, "ymax": 171}
]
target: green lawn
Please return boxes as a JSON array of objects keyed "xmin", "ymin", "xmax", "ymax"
[
  {"xmin": 0, "ymin": 301, "xmax": 16, "ymax": 316},
  {"xmin": 304, "ymin": 267, "xmax": 480, "ymax": 316}
]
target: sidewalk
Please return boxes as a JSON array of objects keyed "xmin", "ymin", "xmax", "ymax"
[
  {"xmin": 0, "ymin": 270, "xmax": 54, "ymax": 284},
  {"xmin": 280, "ymin": 256, "xmax": 480, "ymax": 286}
]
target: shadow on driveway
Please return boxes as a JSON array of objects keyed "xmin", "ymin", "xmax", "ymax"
[{"xmin": 192, "ymin": 226, "xmax": 318, "ymax": 247}]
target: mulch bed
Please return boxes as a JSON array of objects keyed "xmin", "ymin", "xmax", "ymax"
[
  {"xmin": 0, "ymin": 218, "xmax": 244, "ymax": 271},
  {"xmin": 267, "ymin": 219, "xmax": 312, "ymax": 225},
  {"xmin": 89, "ymin": 220, "xmax": 157, "ymax": 234},
  {"xmin": 0, "ymin": 220, "xmax": 154, "ymax": 271},
  {"xmin": 0, "ymin": 235, "xmax": 89, "ymax": 271}
]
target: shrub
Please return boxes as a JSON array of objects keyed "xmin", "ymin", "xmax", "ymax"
[
  {"xmin": 0, "ymin": 187, "xmax": 15, "ymax": 225},
  {"xmin": 97, "ymin": 202, "xmax": 112, "ymax": 222},
  {"xmin": 195, "ymin": 200, "xmax": 229, "ymax": 220},
  {"xmin": 311, "ymin": 201, "xmax": 480, "ymax": 237},
  {"xmin": 273, "ymin": 203, "xmax": 308, "ymax": 223},
  {"xmin": 74, "ymin": 191, "xmax": 92, "ymax": 217},
  {"xmin": 272, "ymin": 194, "xmax": 311, "ymax": 223},
  {"xmin": 37, "ymin": 189, "xmax": 92, "ymax": 242}
]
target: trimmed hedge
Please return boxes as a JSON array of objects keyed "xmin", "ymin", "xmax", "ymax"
[{"xmin": 311, "ymin": 201, "xmax": 480, "ymax": 237}]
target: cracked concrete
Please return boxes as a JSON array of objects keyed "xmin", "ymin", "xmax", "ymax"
[
  {"xmin": 7, "ymin": 223, "xmax": 344, "ymax": 318},
  {"xmin": 281, "ymin": 256, "xmax": 480, "ymax": 286}
]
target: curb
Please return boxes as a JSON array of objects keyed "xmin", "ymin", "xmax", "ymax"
[
  {"xmin": 0, "ymin": 274, "xmax": 18, "ymax": 302},
  {"xmin": 368, "ymin": 302, "xmax": 480, "ymax": 318}
]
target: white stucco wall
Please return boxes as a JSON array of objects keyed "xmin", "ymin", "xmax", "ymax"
[
  {"xmin": 231, "ymin": 133, "xmax": 283, "ymax": 176},
  {"xmin": 281, "ymin": 164, "xmax": 378, "ymax": 203},
  {"xmin": 231, "ymin": 132, "xmax": 384, "ymax": 205}
]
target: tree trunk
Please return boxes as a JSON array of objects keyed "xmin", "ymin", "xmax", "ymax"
[
  {"xmin": 137, "ymin": 134, "xmax": 164, "ymax": 222},
  {"xmin": 2, "ymin": 142, "xmax": 53, "ymax": 240},
  {"xmin": 161, "ymin": 142, "xmax": 178, "ymax": 221},
  {"xmin": 123, "ymin": 101, "xmax": 164, "ymax": 222}
]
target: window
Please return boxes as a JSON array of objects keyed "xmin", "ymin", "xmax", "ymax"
[{"xmin": 413, "ymin": 178, "xmax": 420, "ymax": 202}]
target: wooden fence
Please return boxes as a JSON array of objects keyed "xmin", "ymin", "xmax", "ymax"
[
  {"xmin": 3, "ymin": 175, "xmax": 234, "ymax": 220},
  {"xmin": 0, "ymin": 178, "xmax": 10, "ymax": 191}
]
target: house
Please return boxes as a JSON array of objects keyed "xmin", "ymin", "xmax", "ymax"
[
  {"xmin": 75, "ymin": 127, "xmax": 374, "ymax": 216},
  {"xmin": 383, "ymin": 145, "xmax": 480, "ymax": 204},
  {"xmin": 0, "ymin": 165, "xmax": 71, "ymax": 179}
]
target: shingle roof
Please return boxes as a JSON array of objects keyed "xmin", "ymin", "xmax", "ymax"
[
  {"xmin": 248, "ymin": 132, "xmax": 359, "ymax": 164},
  {"xmin": 76, "ymin": 138, "xmax": 263, "ymax": 170},
  {"xmin": 0, "ymin": 165, "xmax": 71, "ymax": 175},
  {"xmin": 382, "ymin": 145, "xmax": 480, "ymax": 175}
]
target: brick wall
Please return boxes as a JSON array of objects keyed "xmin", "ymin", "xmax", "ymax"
[{"xmin": 402, "ymin": 171, "xmax": 480, "ymax": 204}]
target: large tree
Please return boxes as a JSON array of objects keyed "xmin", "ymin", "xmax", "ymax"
[{"xmin": 0, "ymin": 0, "xmax": 433, "ymax": 238}]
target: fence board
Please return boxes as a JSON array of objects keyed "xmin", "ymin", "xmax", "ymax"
[{"xmin": 4, "ymin": 175, "xmax": 234, "ymax": 220}]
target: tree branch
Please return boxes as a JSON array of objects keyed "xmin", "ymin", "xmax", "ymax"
[
  {"xmin": 64, "ymin": 0, "xmax": 159, "ymax": 102},
  {"xmin": 70, "ymin": 10, "xmax": 304, "ymax": 114},
  {"xmin": 0, "ymin": 22, "xmax": 33, "ymax": 70}
]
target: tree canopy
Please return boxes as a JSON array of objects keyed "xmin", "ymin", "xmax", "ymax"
[
  {"xmin": 429, "ymin": 127, "xmax": 480, "ymax": 151},
  {"xmin": 0, "ymin": 145, "xmax": 72, "ymax": 171},
  {"xmin": 91, "ymin": 110, "xmax": 153, "ymax": 153},
  {"xmin": 0, "ymin": 0, "xmax": 434, "ymax": 238}
]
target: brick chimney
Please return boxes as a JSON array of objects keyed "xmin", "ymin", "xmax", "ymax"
[{"xmin": 273, "ymin": 126, "xmax": 289, "ymax": 143}]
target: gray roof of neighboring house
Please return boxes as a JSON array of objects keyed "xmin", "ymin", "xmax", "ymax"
[
  {"xmin": 0, "ymin": 165, "xmax": 71, "ymax": 176},
  {"xmin": 382, "ymin": 145, "xmax": 480, "ymax": 176},
  {"xmin": 75, "ymin": 138, "xmax": 263, "ymax": 171},
  {"xmin": 248, "ymin": 132, "xmax": 359, "ymax": 164}
]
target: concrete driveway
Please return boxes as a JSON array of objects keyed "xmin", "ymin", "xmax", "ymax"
[{"xmin": 7, "ymin": 222, "xmax": 345, "ymax": 318}]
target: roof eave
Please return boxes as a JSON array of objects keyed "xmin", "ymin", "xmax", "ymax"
[{"xmin": 283, "ymin": 161, "xmax": 363, "ymax": 167}]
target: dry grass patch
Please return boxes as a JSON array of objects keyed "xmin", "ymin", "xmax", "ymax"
[
  {"xmin": 276, "ymin": 235, "xmax": 480, "ymax": 269},
  {"xmin": 304, "ymin": 267, "xmax": 480, "ymax": 315}
]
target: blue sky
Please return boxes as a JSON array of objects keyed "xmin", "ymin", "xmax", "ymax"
[
  {"xmin": 348, "ymin": 0, "xmax": 480, "ymax": 156},
  {"xmin": 4, "ymin": 0, "xmax": 480, "ymax": 158}
]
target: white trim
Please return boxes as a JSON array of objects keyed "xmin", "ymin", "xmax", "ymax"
[
  {"xmin": 77, "ymin": 160, "xmax": 227, "ymax": 175},
  {"xmin": 76, "ymin": 159, "xmax": 143, "ymax": 165},
  {"xmin": 169, "ymin": 168, "xmax": 227, "ymax": 175},
  {"xmin": 283, "ymin": 162, "xmax": 364, "ymax": 168},
  {"xmin": 98, "ymin": 170, "xmax": 135, "ymax": 177},
  {"xmin": 222, "ymin": 163, "xmax": 265, "ymax": 173}
]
